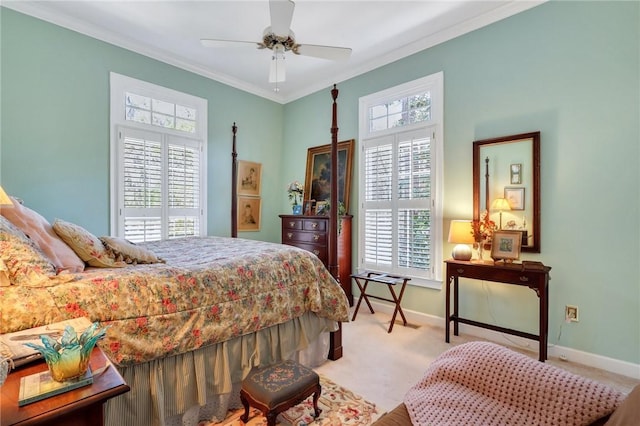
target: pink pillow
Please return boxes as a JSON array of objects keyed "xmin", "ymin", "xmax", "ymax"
[{"xmin": 0, "ymin": 198, "xmax": 85, "ymax": 273}]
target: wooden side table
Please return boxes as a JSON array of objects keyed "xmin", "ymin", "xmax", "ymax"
[
  {"xmin": 445, "ymin": 259, "xmax": 551, "ymax": 362},
  {"xmin": 0, "ymin": 346, "xmax": 129, "ymax": 426}
]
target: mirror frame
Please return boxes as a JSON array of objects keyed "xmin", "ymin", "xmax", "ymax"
[{"xmin": 473, "ymin": 131, "xmax": 541, "ymax": 253}]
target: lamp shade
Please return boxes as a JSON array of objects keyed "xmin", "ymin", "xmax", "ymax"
[
  {"xmin": 448, "ymin": 220, "xmax": 475, "ymax": 244},
  {"xmin": 491, "ymin": 198, "xmax": 511, "ymax": 211},
  {"xmin": 448, "ymin": 220, "xmax": 474, "ymax": 261},
  {"xmin": 0, "ymin": 186, "xmax": 13, "ymax": 207}
]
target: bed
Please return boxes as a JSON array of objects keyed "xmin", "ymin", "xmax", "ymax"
[{"xmin": 0, "ymin": 86, "xmax": 349, "ymax": 426}]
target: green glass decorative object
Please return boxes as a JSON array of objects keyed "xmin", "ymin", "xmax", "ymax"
[{"xmin": 24, "ymin": 322, "xmax": 108, "ymax": 382}]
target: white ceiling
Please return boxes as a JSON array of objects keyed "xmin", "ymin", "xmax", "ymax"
[{"xmin": 4, "ymin": 1, "xmax": 544, "ymax": 104}]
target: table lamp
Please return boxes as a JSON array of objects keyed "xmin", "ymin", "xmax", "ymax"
[
  {"xmin": 448, "ymin": 220, "xmax": 474, "ymax": 261},
  {"xmin": 0, "ymin": 186, "xmax": 13, "ymax": 208},
  {"xmin": 491, "ymin": 197, "xmax": 511, "ymax": 229}
]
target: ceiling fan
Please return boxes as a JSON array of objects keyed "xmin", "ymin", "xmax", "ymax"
[{"xmin": 200, "ymin": 0, "xmax": 352, "ymax": 86}]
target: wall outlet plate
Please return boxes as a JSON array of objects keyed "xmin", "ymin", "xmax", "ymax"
[{"xmin": 565, "ymin": 305, "xmax": 579, "ymax": 322}]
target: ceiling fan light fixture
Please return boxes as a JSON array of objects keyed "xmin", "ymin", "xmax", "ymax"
[{"xmin": 269, "ymin": 44, "xmax": 286, "ymax": 83}]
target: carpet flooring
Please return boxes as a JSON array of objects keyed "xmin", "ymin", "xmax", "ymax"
[{"xmin": 199, "ymin": 375, "xmax": 381, "ymax": 426}]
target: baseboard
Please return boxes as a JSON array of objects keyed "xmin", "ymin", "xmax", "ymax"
[{"xmin": 366, "ymin": 300, "xmax": 640, "ymax": 380}]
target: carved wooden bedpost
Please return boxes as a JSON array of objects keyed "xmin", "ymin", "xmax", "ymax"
[
  {"xmin": 328, "ymin": 84, "xmax": 343, "ymax": 360},
  {"xmin": 231, "ymin": 123, "xmax": 238, "ymax": 238}
]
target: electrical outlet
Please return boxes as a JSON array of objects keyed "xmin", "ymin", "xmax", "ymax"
[{"xmin": 565, "ymin": 305, "xmax": 579, "ymax": 322}]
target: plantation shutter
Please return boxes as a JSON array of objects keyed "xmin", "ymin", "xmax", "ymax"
[
  {"xmin": 118, "ymin": 127, "xmax": 202, "ymax": 242},
  {"xmin": 167, "ymin": 141, "xmax": 201, "ymax": 238},
  {"xmin": 362, "ymin": 127, "xmax": 433, "ymax": 277}
]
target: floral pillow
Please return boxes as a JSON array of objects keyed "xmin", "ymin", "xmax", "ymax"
[
  {"xmin": 99, "ymin": 236, "xmax": 164, "ymax": 265},
  {"xmin": 52, "ymin": 219, "xmax": 126, "ymax": 268},
  {"xmin": 0, "ymin": 217, "xmax": 74, "ymax": 287}
]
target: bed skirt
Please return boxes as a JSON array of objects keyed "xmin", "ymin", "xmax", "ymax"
[{"xmin": 104, "ymin": 312, "xmax": 336, "ymax": 426}]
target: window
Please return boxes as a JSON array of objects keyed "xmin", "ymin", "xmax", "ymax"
[
  {"xmin": 358, "ymin": 73, "xmax": 443, "ymax": 287},
  {"xmin": 110, "ymin": 73, "xmax": 207, "ymax": 242}
]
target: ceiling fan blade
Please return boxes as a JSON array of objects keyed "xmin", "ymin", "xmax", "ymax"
[
  {"xmin": 269, "ymin": 0, "xmax": 295, "ymax": 36},
  {"xmin": 294, "ymin": 44, "xmax": 352, "ymax": 61},
  {"xmin": 200, "ymin": 39, "xmax": 261, "ymax": 49}
]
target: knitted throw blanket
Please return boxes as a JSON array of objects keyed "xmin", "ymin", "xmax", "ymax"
[{"xmin": 404, "ymin": 342, "xmax": 623, "ymax": 426}]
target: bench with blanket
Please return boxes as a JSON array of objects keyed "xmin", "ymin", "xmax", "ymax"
[{"xmin": 373, "ymin": 341, "xmax": 639, "ymax": 425}]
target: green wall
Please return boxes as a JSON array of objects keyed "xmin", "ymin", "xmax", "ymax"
[
  {"xmin": 1, "ymin": 2, "xmax": 639, "ymax": 365},
  {"xmin": 0, "ymin": 7, "xmax": 284, "ymax": 242},
  {"xmin": 284, "ymin": 1, "xmax": 639, "ymax": 364}
]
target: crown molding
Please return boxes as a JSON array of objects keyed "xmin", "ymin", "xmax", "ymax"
[{"xmin": 3, "ymin": 1, "xmax": 546, "ymax": 105}]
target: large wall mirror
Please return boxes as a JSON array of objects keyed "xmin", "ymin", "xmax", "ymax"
[{"xmin": 473, "ymin": 132, "xmax": 540, "ymax": 253}]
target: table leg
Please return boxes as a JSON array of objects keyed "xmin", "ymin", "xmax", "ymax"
[
  {"xmin": 445, "ymin": 274, "xmax": 451, "ymax": 343},
  {"xmin": 453, "ymin": 276, "xmax": 459, "ymax": 337},
  {"xmin": 540, "ymin": 281, "xmax": 548, "ymax": 361}
]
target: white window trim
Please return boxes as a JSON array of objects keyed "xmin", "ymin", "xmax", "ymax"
[
  {"xmin": 109, "ymin": 72, "xmax": 208, "ymax": 237},
  {"xmin": 358, "ymin": 72, "xmax": 444, "ymax": 289}
]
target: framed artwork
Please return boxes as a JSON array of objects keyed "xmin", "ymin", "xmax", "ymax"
[
  {"xmin": 315, "ymin": 201, "xmax": 329, "ymax": 216},
  {"xmin": 304, "ymin": 139, "xmax": 354, "ymax": 213},
  {"xmin": 237, "ymin": 196, "xmax": 261, "ymax": 231},
  {"xmin": 303, "ymin": 199, "xmax": 316, "ymax": 216},
  {"xmin": 504, "ymin": 187, "xmax": 525, "ymax": 210},
  {"xmin": 510, "ymin": 163, "xmax": 522, "ymax": 184},
  {"xmin": 491, "ymin": 230, "xmax": 522, "ymax": 262},
  {"xmin": 237, "ymin": 161, "xmax": 262, "ymax": 197}
]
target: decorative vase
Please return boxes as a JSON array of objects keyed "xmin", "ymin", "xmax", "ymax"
[
  {"xmin": 475, "ymin": 240, "xmax": 486, "ymax": 261},
  {"xmin": 292, "ymin": 204, "xmax": 302, "ymax": 215},
  {"xmin": 24, "ymin": 322, "xmax": 108, "ymax": 382}
]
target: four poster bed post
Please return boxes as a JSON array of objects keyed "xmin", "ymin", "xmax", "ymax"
[{"xmin": 229, "ymin": 85, "xmax": 344, "ymax": 360}]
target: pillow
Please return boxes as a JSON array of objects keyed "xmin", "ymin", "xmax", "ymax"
[
  {"xmin": 52, "ymin": 219, "xmax": 126, "ymax": 268},
  {"xmin": 0, "ymin": 219, "xmax": 74, "ymax": 287},
  {"xmin": 99, "ymin": 236, "xmax": 164, "ymax": 265},
  {"xmin": 1, "ymin": 197, "xmax": 85, "ymax": 273}
]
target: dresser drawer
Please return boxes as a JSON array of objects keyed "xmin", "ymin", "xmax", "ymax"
[
  {"xmin": 303, "ymin": 219, "xmax": 326, "ymax": 232},
  {"xmin": 293, "ymin": 243, "xmax": 327, "ymax": 263},
  {"xmin": 282, "ymin": 218, "xmax": 303, "ymax": 230},
  {"xmin": 283, "ymin": 230, "xmax": 326, "ymax": 245}
]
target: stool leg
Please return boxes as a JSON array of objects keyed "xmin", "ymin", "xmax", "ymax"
[
  {"xmin": 240, "ymin": 393, "xmax": 250, "ymax": 422},
  {"xmin": 312, "ymin": 384, "xmax": 323, "ymax": 418},
  {"xmin": 266, "ymin": 411, "xmax": 278, "ymax": 426}
]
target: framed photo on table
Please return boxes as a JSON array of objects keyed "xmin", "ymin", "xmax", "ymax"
[
  {"xmin": 491, "ymin": 231, "xmax": 522, "ymax": 262},
  {"xmin": 304, "ymin": 139, "xmax": 354, "ymax": 213}
]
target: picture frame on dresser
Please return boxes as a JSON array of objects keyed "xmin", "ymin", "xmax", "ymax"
[{"xmin": 304, "ymin": 139, "xmax": 354, "ymax": 213}]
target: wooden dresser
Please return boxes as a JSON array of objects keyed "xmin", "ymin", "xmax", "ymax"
[{"xmin": 279, "ymin": 215, "xmax": 353, "ymax": 305}]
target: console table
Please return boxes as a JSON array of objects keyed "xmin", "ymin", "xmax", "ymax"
[{"xmin": 445, "ymin": 259, "xmax": 551, "ymax": 362}]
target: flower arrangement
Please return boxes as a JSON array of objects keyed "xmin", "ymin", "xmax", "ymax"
[
  {"xmin": 287, "ymin": 181, "xmax": 304, "ymax": 206},
  {"xmin": 471, "ymin": 210, "xmax": 497, "ymax": 243}
]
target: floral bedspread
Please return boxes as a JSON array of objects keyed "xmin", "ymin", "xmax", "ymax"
[{"xmin": 0, "ymin": 237, "xmax": 349, "ymax": 366}]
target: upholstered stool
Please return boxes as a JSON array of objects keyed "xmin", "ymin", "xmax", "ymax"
[{"xmin": 240, "ymin": 360, "xmax": 322, "ymax": 426}]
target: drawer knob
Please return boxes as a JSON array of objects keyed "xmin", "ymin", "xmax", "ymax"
[
  {"xmin": 311, "ymin": 223, "xmax": 318, "ymax": 229},
  {"xmin": 520, "ymin": 276, "xmax": 529, "ymax": 282},
  {"xmin": 456, "ymin": 268, "xmax": 465, "ymax": 274},
  {"xmin": 287, "ymin": 232, "xmax": 293, "ymax": 239},
  {"xmin": 313, "ymin": 249, "xmax": 320, "ymax": 256},
  {"xmin": 289, "ymin": 221, "xmax": 295, "ymax": 227},
  {"xmin": 314, "ymin": 234, "xmax": 320, "ymax": 241}
]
